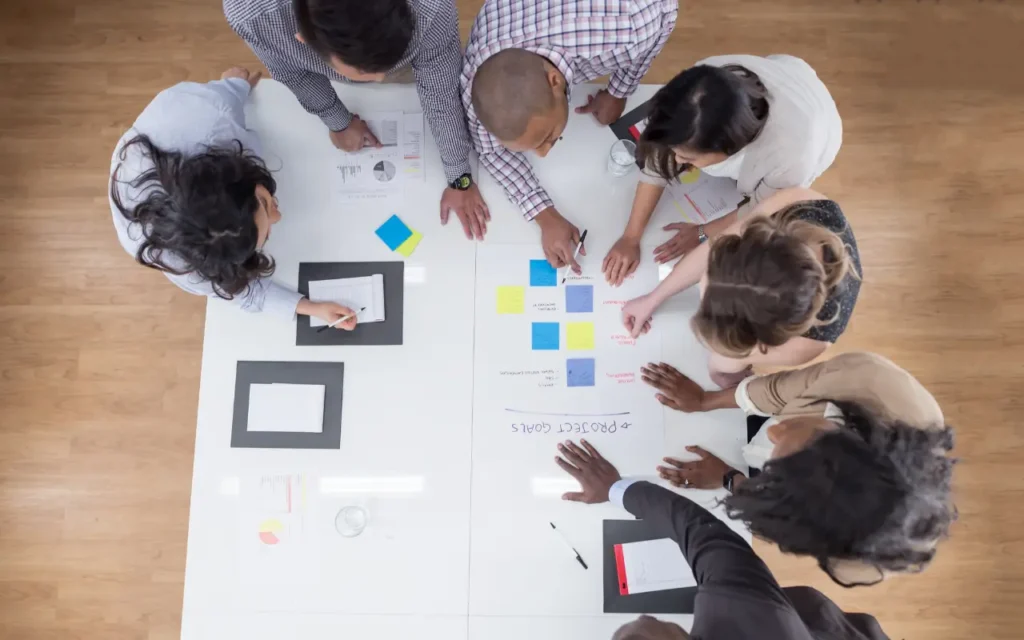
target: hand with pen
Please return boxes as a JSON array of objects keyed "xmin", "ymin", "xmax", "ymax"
[
  {"xmin": 296, "ymin": 299, "xmax": 359, "ymax": 331},
  {"xmin": 534, "ymin": 207, "xmax": 585, "ymax": 273}
]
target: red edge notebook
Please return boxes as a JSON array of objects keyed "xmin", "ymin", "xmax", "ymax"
[{"xmin": 614, "ymin": 543, "xmax": 629, "ymax": 595}]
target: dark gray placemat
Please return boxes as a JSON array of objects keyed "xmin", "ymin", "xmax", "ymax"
[
  {"xmin": 231, "ymin": 361, "xmax": 345, "ymax": 449},
  {"xmin": 296, "ymin": 261, "xmax": 405, "ymax": 346},
  {"xmin": 603, "ymin": 519, "xmax": 697, "ymax": 614}
]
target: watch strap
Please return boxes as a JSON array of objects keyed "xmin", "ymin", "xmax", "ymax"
[
  {"xmin": 450, "ymin": 173, "xmax": 472, "ymax": 191},
  {"xmin": 723, "ymin": 469, "xmax": 743, "ymax": 492}
]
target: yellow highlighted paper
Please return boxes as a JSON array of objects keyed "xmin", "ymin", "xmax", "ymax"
[
  {"xmin": 566, "ymin": 322, "xmax": 595, "ymax": 350},
  {"xmin": 679, "ymin": 168, "xmax": 701, "ymax": 184},
  {"xmin": 395, "ymin": 230, "xmax": 423, "ymax": 257},
  {"xmin": 496, "ymin": 286, "xmax": 525, "ymax": 314}
]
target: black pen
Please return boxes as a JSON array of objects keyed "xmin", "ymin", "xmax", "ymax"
[
  {"xmin": 316, "ymin": 307, "xmax": 365, "ymax": 333},
  {"xmin": 550, "ymin": 521, "xmax": 589, "ymax": 569},
  {"xmin": 561, "ymin": 229, "xmax": 588, "ymax": 284}
]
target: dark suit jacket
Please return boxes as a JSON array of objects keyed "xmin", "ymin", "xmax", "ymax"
[{"xmin": 622, "ymin": 481, "xmax": 890, "ymax": 640}]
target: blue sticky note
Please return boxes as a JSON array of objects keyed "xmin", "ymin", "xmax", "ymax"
[
  {"xmin": 375, "ymin": 215, "xmax": 413, "ymax": 251},
  {"xmin": 565, "ymin": 285, "xmax": 594, "ymax": 313},
  {"xmin": 532, "ymin": 322, "xmax": 560, "ymax": 350},
  {"xmin": 529, "ymin": 259, "xmax": 558, "ymax": 287},
  {"xmin": 567, "ymin": 358, "xmax": 596, "ymax": 387}
]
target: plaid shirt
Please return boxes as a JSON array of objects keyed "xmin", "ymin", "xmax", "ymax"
[
  {"xmin": 225, "ymin": 0, "xmax": 472, "ymax": 181},
  {"xmin": 461, "ymin": 0, "xmax": 678, "ymax": 219}
]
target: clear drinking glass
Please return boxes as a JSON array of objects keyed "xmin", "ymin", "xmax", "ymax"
[
  {"xmin": 607, "ymin": 139, "xmax": 637, "ymax": 176},
  {"xmin": 335, "ymin": 505, "xmax": 368, "ymax": 537}
]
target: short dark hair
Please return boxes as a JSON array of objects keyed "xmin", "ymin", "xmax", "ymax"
[
  {"xmin": 471, "ymin": 49, "xmax": 555, "ymax": 140},
  {"xmin": 638, "ymin": 64, "xmax": 768, "ymax": 179},
  {"xmin": 724, "ymin": 402, "xmax": 957, "ymax": 584},
  {"xmin": 110, "ymin": 134, "xmax": 277, "ymax": 299},
  {"xmin": 294, "ymin": 0, "xmax": 414, "ymax": 73}
]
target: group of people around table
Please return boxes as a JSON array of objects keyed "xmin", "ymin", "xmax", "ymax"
[{"xmin": 108, "ymin": 0, "xmax": 957, "ymax": 637}]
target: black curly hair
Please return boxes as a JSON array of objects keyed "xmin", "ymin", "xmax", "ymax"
[
  {"xmin": 110, "ymin": 134, "xmax": 277, "ymax": 299},
  {"xmin": 294, "ymin": 0, "xmax": 414, "ymax": 73},
  {"xmin": 638, "ymin": 64, "xmax": 769, "ymax": 180},
  {"xmin": 725, "ymin": 402, "xmax": 956, "ymax": 587}
]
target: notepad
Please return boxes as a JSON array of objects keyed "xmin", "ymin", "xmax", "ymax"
[
  {"xmin": 307, "ymin": 275, "xmax": 385, "ymax": 327},
  {"xmin": 614, "ymin": 538, "xmax": 696, "ymax": 595},
  {"xmin": 247, "ymin": 383, "xmax": 326, "ymax": 434}
]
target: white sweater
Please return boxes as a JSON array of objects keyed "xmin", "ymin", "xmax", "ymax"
[{"xmin": 642, "ymin": 54, "xmax": 842, "ymax": 204}]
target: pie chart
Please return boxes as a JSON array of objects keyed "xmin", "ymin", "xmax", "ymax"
[
  {"xmin": 373, "ymin": 160, "xmax": 397, "ymax": 183},
  {"xmin": 258, "ymin": 518, "xmax": 284, "ymax": 545}
]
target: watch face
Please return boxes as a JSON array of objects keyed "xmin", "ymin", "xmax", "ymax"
[{"xmin": 452, "ymin": 175, "xmax": 471, "ymax": 190}]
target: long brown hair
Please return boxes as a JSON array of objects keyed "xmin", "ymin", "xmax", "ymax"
[{"xmin": 692, "ymin": 203, "xmax": 859, "ymax": 357}]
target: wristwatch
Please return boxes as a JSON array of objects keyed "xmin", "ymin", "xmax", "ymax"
[
  {"xmin": 450, "ymin": 173, "xmax": 473, "ymax": 191},
  {"xmin": 697, "ymin": 224, "xmax": 708, "ymax": 244},
  {"xmin": 723, "ymin": 469, "xmax": 744, "ymax": 492}
]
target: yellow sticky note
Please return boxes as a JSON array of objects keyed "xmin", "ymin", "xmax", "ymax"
[
  {"xmin": 496, "ymin": 286, "xmax": 525, "ymax": 314},
  {"xmin": 566, "ymin": 322, "xmax": 595, "ymax": 350},
  {"xmin": 395, "ymin": 230, "xmax": 423, "ymax": 257}
]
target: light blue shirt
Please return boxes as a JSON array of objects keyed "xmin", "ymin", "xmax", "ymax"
[
  {"xmin": 608, "ymin": 478, "xmax": 640, "ymax": 508},
  {"xmin": 108, "ymin": 78, "xmax": 303, "ymax": 318}
]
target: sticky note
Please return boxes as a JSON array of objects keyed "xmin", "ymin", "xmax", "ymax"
[
  {"xmin": 566, "ymin": 322, "xmax": 595, "ymax": 350},
  {"xmin": 497, "ymin": 286, "xmax": 525, "ymax": 314},
  {"xmin": 395, "ymin": 230, "xmax": 422, "ymax": 257},
  {"xmin": 532, "ymin": 322, "xmax": 559, "ymax": 350},
  {"xmin": 565, "ymin": 285, "xmax": 594, "ymax": 313},
  {"xmin": 567, "ymin": 358, "xmax": 596, "ymax": 387},
  {"xmin": 529, "ymin": 259, "xmax": 558, "ymax": 287},
  {"xmin": 375, "ymin": 214, "xmax": 413, "ymax": 250}
]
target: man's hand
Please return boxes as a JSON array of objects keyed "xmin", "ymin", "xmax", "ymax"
[
  {"xmin": 602, "ymin": 235, "xmax": 641, "ymax": 286},
  {"xmin": 309, "ymin": 302, "xmax": 358, "ymax": 330},
  {"xmin": 653, "ymin": 222, "xmax": 701, "ymax": 264},
  {"xmin": 534, "ymin": 207, "xmax": 585, "ymax": 273},
  {"xmin": 641, "ymin": 362, "xmax": 706, "ymax": 412},
  {"xmin": 575, "ymin": 89, "xmax": 627, "ymax": 126},
  {"xmin": 329, "ymin": 115, "xmax": 382, "ymax": 152},
  {"xmin": 555, "ymin": 439, "xmax": 622, "ymax": 503},
  {"xmin": 221, "ymin": 66, "xmax": 263, "ymax": 90},
  {"xmin": 440, "ymin": 184, "xmax": 490, "ymax": 240},
  {"xmin": 657, "ymin": 446, "xmax": 737, "ymax": 490}
]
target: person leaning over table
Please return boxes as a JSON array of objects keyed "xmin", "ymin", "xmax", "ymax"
[
  {"xmin": 622, "ymin": 187, "xmax": 862, "ymax": 388},
  {"xmin": 224, "ymin": 0, "xmax": 491, "ymax": 241},
  {"xmin": 461, "ymin": 0, "xmax": 678, "ymax": 272},
  {"xmin": 109, "ymin": 68, "xmax": 358, "ymax": 330},
  {"xmin": 602, "ymin": 54, "xmax": 842, "ymax": 286},
  {"xmin": 640, "ymin": 351, "xmax": 957, "ymax": 588},
  {"xmin": 554, "ymin": 439, "xmax": 891, "ymax": 639}
]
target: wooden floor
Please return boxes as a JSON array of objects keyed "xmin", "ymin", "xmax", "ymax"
[{"xmin": 1, "ymin": 0, "xmax": 1022, "ymax": 638}]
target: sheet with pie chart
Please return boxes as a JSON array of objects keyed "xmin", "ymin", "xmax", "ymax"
[{"xmin": 333, "ymin": 111, "xmax": 425, "ymax": 199}]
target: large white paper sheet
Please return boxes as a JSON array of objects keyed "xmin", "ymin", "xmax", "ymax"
[
  {"xmin": 307, "ymin": 275, "xmax": 385, "ymax": 326},
  {"xmin": 247, "ymin": 383, "xmax": 325, "ymax": 433}
]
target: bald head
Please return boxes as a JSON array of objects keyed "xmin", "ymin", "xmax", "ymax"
[
  {"xmin": 612, "ymin": 615, "xmax": 690, "ymax": 640},
  {"xmin": 471, "ymin": 49, "xmax": 560, "ymax": 141}
]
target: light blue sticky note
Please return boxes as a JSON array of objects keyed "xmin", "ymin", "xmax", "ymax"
[
  {"xmin": 565, "ymin": 285, "xmax": 594, "ymax": 313},
  {"xmin": 529, "ymin": 259, "xmax": 558, "ymax": 287},
  {"xmin": 567, "ymin": 358, "xmax": 596, "ymax": 387},
  {"xmin": 375, "ymin": 215, "xmax": 413, "ymax": 251},
  {"xmin": 531, "ymin": 322, "xmax": 560, "ymax": 350}
]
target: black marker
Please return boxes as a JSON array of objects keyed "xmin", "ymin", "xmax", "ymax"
[
  {"xmin": 561, "ymin": 229, "xmax": 588, "ymax": 284},
  {"xmin": 550, "ymin": 521, "xmax": 589, "ymax": 570}
]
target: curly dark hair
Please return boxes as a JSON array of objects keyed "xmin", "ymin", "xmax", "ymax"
[
  {"xmin": 638, "ymin": 64, "xmax": 769, "ymax": 180},
  {"xmin": 110, "ymin": 134, "xmax": 277, "ymax": 299},
  {"xmin": 725, "ymin": 402, "xmax": 956, "ymax": 586}
]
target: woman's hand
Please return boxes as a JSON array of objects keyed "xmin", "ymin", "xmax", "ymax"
[
  {"xmin": 308, "ymin": 301, "xmax": 358, "ymax": 330},
  {"xmin": 602, "ymin": 235, "xmax": 641, "ymax": 286},
  {"xmin": 221, "ymin": 66, "xmax": 263, "ymax": 90},
  {"xmin": 622, "ymin": 294, "xmax": 656, "ymax": 338},
  {"xmin": 641, "ymin": 363, "xmax": 706, "ymax": 412},
  {"xmin": 653, "ymin": 222, "xmax": 701, "ymax": 264},
  {"xmin": 657, "ymin": 446, "xmax": 738, "ymax": 490}
]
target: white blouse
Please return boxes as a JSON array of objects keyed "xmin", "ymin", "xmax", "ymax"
[{"xmin": 641, "ymin": 54, "xmax": 842, "ymax": 205}]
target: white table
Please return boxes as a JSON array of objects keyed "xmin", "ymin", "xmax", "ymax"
[{"xmin": 180, "ymin": 81, "xmax": 749, "ymax": 640}]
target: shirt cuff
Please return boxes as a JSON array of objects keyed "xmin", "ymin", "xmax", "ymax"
[
  {"xmin": 521, "ymin": 191, "xmax": 555, "ymax": 221},
  {"xmin": 321, "ymin": 106, "xmax": 354, "ymax": 132},
  {"xmin": 262, "ymin": 284, "xmax": 305, "ymax": 320},
  {"xmin": 605, "ymin": 76, "xmax": 638, "ymax": 100},
  {"xmin": 735, "ymin": 375, "xmax": 771, "ymax": 417},
  {"xmin": 609, "ymin": 478, "xmax": 639, "ymax": 509},
  {"xmin": 444, "ymin": 161, "xmax": 473, "ymax": 184}
]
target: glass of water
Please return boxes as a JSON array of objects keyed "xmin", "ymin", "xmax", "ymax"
[
  {"xmin": 335, "ymin": 505, "xmax": 368, "ymax": 537},
  {"xmin": 607, "ymin": 139, "xmax": 637, "ymax": 176}
]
